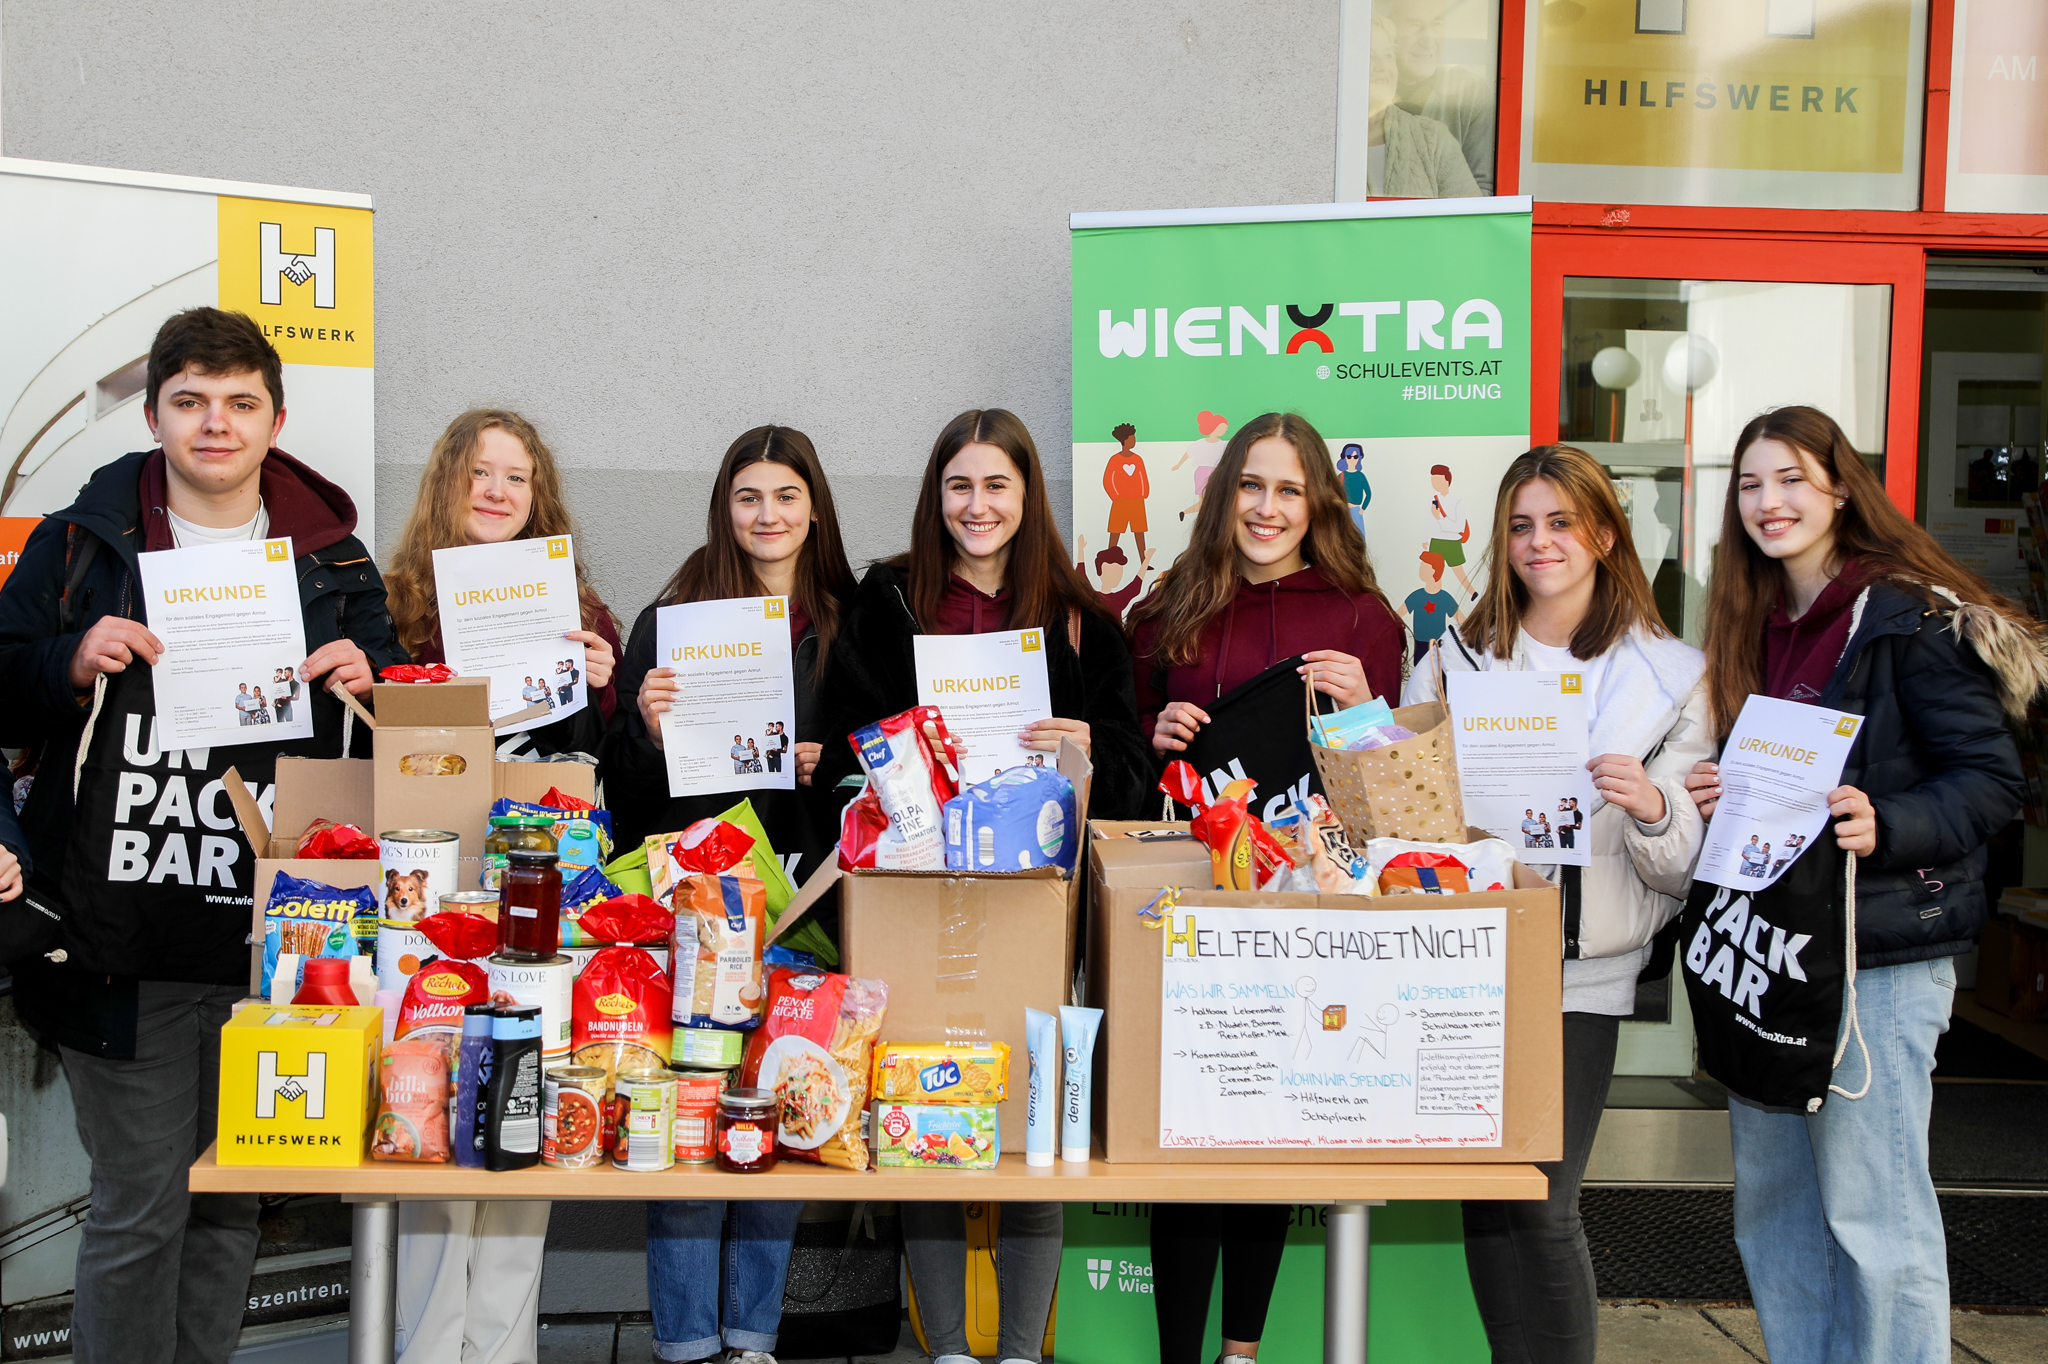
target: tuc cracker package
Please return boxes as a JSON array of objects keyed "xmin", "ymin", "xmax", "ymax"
[
  {"xmin": 871, "ymin": 1042, "xmax": 1009, "ymax": 1104},
  {"xmin": 217, "ymin": 1004, "xmax": 381, "ymax": 1166},
  {"xmin": 868, "ymin": 1101, "xmax": 1000, "ymax": 1169}
]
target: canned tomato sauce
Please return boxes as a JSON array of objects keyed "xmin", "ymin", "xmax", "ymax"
[
  {"xmin": 672, "ymin": 1067, "xmax": 728, "ymax": 1164},
  {"xmin": 542, "ymin": 1064, "xmax": 607, "ymax": 1169},
  {"xmin": 614, "ymin": 1067, "xmax": 677, "ymax": 1172}
]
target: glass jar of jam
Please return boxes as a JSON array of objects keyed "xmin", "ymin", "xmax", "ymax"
[
  {"xmin": 497, "ymin": 849, "xmax": 562, "ymax": 960},
  {"xmin": 482, "ymin": 817, "xmax": 557, "ymax": 890},
  {"xmin": 715, "ymin": 1088, "xmax": 779, "ymax": 1173}
]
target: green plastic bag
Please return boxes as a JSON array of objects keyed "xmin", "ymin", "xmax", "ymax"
[
  {"xmin": 612, "ymin": 801, "xmax": 837, "ymax": 965},
  {"xmin": 602, "ymin": 843, "xmax": 654, "ymax": 898}
]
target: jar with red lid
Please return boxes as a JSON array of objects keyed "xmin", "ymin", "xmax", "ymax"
[
  {"xmin": 715, "ymin": 1088, "xmax": 778, "ymax": 1173},
  {"xmin": 497, "ymin": 849, "xmax": 562, "ymax": 960}
]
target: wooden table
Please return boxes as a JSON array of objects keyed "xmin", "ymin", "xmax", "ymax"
[{"xmin": 192, "ymin": 1146, "xmax": 1546, "ymax": 1364}]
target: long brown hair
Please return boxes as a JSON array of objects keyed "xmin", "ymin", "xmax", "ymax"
[
  {"xmin": 896, "ymin": 408, "xmax": 1107, "ymax": 633},
  {"xmin": 1126, "ymin": 411, "xmax": 1390, "ymax": 666},
  {"xmin": 385, "ymin": 409, "xmax": 612, "ymax": 661},
  {"xmin": 1702, "ymin": 404, "xmax": 2041, "ymax": 735},
  {"xmin": 657, "ymin": 425, "xmax": 856, "ymax": 668},
  {"xmin": 1461, "ymin": 444, "xmax": 1668, "ymax": 661}
]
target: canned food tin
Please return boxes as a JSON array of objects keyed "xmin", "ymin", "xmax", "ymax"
[
  {"xmin": 614, "ymin": 1066, "xmax": 677, "ymax": 1171},
  {"xmin": 378, "ymin": 830, "xmax": 461, "ymax": 923},
  {"xmin": 373, "ymin": 922, "xmax": 435, "ymax": 992},
  {"xmin": 670, "ymin": 1025, "xmax": 746, "ymax": 1069},
  {"xmin": 542, "ymin": 1064, "xmax": 607, "ymax": 1169},
  {"xmin": 438, "ymin": 890, "xmax": 500, "ymax": 921},
  {"xmin": 671, "ymin": 1066, "xmax": 728, "ymax": 1164},
  {"xmin": 486, "ymin": 954, "xmax": 573, "ymax": 1058}
]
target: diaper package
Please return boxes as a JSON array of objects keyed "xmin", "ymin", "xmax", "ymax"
[{"xmin": 942, "ymin": 765, "xmax": 1077, "ymax": 873}]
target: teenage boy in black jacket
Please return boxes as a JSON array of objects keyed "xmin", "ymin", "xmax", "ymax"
[{"xmin": 0, "ymin": 308, "xmax": 404, "ymax": 1364}]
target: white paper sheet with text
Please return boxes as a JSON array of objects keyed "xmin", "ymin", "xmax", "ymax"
[
  {"xmin": 914, "ymin": 628, "xmax": 1053, "ymax": 785},
  {"xmin": 138, "ymin": 537, "xmax": 314, "ymax": 750},
  {"xmin": 433, "ymin": 536, "xmax": 586, "ymax": 735},
  {"xmin": 1696, "ymin": 694, "xmax": 1862, "ymax": 891},
  {"xmin": 1158, "ymin": 904, "xmax": 1507, "ymax": 1149},
  {"xmin": 654, "ymin": 597, "xmax": 796, "ymax": 798},
  {"xmin": 1446, "ymin": 670, "xmax": 1594, "ymax": 867}
]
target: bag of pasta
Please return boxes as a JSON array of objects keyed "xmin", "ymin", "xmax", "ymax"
[{"xmin": 740, "ymin": 968, "xmax": 888, "ymax": 1170}]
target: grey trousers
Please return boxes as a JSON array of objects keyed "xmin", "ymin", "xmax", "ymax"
[
  {"xmin": 61, "ymin": 982, "xmax": 262, "ymax": 1364},
  {"xmin": 902, "ymin": 1201, "xmax": 1061, "ymax": 1362}
]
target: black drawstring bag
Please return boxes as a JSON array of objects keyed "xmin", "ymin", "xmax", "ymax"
[
  {"xmin": 1678, "ymin": 826, "xmax": 1869, "ymax": 1112},
  {"xmin": 775, "ymin": 1200, "xmax": 901, "ymax": 1356},
  {"xmin": 1167, "ymin": 655, "xmax": 1338, "ymax": 823}
]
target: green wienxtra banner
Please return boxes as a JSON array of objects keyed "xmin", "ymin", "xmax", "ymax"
[{"xmin": 1070, "ymin": 200, "xmax": 1531, "ymax": 642}]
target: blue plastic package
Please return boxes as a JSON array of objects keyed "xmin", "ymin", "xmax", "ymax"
[
  {"xmin": 942, "ymin": 766, "xmax": 1078, "ymax": 873},
  {"xmin": 260, "ymin": 871, "xmax": 377, "ymax": 998},
  {"xmin": 558, "ymin": 864, "xmax": 625, "ymax": 947}
]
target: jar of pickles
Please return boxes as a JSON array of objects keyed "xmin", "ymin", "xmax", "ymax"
[
  {"xmin": 482, "ymin": 817, "xmax": 557, "ymax": 891},
  {"xmin": 497, "ymin": 849, "xmax": 562, "ymax": 960},
  {"xmin": 715, "ymin": 1089, "xmax": 779, "ymax": 1173}
]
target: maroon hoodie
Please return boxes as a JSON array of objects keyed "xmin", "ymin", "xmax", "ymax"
[
  {"xmin": 1761, "ymin": 561, "xmax": 1867, "ymax": 706},
  {"xmin": 931, "ymin": 574, "xmax": 1012, "ymax": 636},
  {"xmin": 1130, "ymin": 565, "xmax": 1405, "ymax": 734},
  {"xmin": 137, "ymin": 446, "xmax": 359, "ymax": 555}
]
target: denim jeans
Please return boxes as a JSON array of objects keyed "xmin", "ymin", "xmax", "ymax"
[
  {"xmin": 645, "ymin": 1199, "xmax": 803, "ymax": 1360},
  {"xmin": 902, "ymin": 1201, "xmax": 1061, "ymax": 1362},
  {"xmin": 1728, "ymin": 956, "xmax": 1956, "ymax": 1364}
]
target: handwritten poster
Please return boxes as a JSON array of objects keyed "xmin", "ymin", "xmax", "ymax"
[
  {"xmin": 1158, "ymin": 904, "xmax": 1507, "ymax": 1149},
  {"xmin": 1696, "ymin": 694, "xmax": 1861, "ymax": 892}
]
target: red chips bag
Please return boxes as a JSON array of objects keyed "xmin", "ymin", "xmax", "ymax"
[
  {"xmin": 373, "ymin": 1035, "xmax": 453, "ymax": 1163},
  {"xmin": 576, "ymin": 894, "xmax": 673, "ymax": 945},
  {"xmin": 539, "ymin": 787, "xmax": 597, "ymax": 813},
  {"xmin": 416, "ymin": 911, "xmax": 498, "ymax": 963},
  {"xmin": 740, "ymin": 968, "xmax": 887, "ymax": 1170},
  {"xmin": 396, "ymin": 958, "xmax": 488, "ymax": 1038},
  {"xmin": 1159, "ymin": 760, "xmax": 1206, "ymax": 811},
  {"xmin": 571, "ymin": 946, "xmax": 675, "ymax": 1148},
  {"xmin": 294, "ymin": 819, "xmax": 380, "ymax": 860},
  {"xmin": 380, "ymin": 663, "xmax": 456, "ymax": 683},
  {"xmin": 1191, "ymin": 796, "xmax": 1256, "ymax": 890},
  {"xmin": 670, "ymin": 819, "xmax": 755, "ymax": 875}
]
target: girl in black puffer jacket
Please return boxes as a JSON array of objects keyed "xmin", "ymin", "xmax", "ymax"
[{"xmin": 1685, "ymin": 406, "xmax": 2048, "ymax": 1364}]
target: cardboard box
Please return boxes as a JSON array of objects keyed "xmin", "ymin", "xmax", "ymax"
[
  {"xmin": 1086, "ymin": 820, "xmax": 1563, "ymax": 1164},
  {"xmin": 216, "ymin": 1003, "xmax": 380, "ymax": 1166},
  {"xmin": 770, "ymin": 742, "xmax": 1090, "ymax": 1151}
]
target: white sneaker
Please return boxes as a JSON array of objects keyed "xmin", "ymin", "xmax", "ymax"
[
  {"xmin": 934, "ymin": 1356, "xmax": 978, "ymax": 1364},
  {"xmin": 1219, "ymin": 1355, "xmax": 1259, "ymax": 1364},
  {"xmin": 724, "ymin": 1352, "xmax": 775, "ymax": 1364}
]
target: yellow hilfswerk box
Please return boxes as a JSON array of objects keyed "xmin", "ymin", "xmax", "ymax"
[{"xmin": 217, "ymin": 1004, "xmax": 380, "ymax": 1166}]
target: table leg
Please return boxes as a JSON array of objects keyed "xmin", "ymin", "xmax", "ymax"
[
  {"xmin": 349, "ymin": 1198, "xmax": 397, "ymax": 1364},
  {"xmin": 1324, "ymin": 1201, "xmax": 1371, "ymax": 1363}
]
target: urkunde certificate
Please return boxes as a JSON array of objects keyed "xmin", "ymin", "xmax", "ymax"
[
  {"xmin": 1696, "ymin": 695, "xmax": 1861, "ymax": 892},
  {"xmin": 654, "ymin": 597, "xmax": 796, "ymax": 798},
  {"xmin": 914, "ymin": 628, "xmax": 1053, "ymax": 785},
  {"xmin": 433, "ymin": 536, "xmax": 586, "ymax": 735},
  {"xmin": 138, "ymin": 537, "xmax": 314, "ymax": 750},
  {"xmin": 1446, "ymin": 671, "xmax": 1595, "ymax": 867}
]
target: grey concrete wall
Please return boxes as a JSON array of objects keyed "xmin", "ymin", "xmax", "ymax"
[{"xmin": 2, "ymin": 0, "xmax": 1341, "ymax": 621}]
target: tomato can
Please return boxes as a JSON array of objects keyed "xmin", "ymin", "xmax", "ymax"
[
  {"xmin": 671, "ymin": 1066, "xmax": 728, "ymax": 1164},
  {"xmin": 542, "ymin": 1064, "xmax": 607, "ymax": 1169},
  {"xmin": 614, "ymin": 1066, "xmax": 677, "ymax": 1171}
]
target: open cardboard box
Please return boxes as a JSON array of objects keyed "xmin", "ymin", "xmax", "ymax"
[
  {"xmin": 766, "ymin": 740, "xmax": 1091, "ymax": 1149},
  {"xmin": 1086, "ymin": 819, "xmax": 1563, "ymax": 1164}
]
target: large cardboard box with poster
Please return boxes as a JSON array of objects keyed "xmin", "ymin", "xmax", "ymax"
[
  {"xmin": 768, "ymin": 742, "xmax": 1091, "ymax": 1151},
  {"xmin": 1086, "ymin": 820, "xmax": 1562, "ymax": 1164}
]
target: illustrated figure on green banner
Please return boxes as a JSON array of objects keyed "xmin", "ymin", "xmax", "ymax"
[
  {"xmin": 1171, "ymin": 409, "xmax": 1229, "ymax": 521},
  {"xmin": 1075, "ymin": 535, "xmax": 1151, "ymax": 616},
  {"xmin": 1425, "ymin": 462, "xmax": 1478, "ymax": 599},
  {"xmin": 1405, "ymin": 550, "xmax": 1462, "ymax": 661},
  {"xmin": 1102, "ymin": 422, "xmax": 1151, "ymax": 565},
  {"xmin": 1338, "ymin": 442, "xmax": 1372, "ymax": 532}
]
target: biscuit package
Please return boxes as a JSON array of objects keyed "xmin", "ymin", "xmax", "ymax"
[
  {"xmin": 871, "ymin": 1042, "xmax": 1009, "ymax": 1104},
  {"xmin": 260, "ymin": 872, "xmax": 378, "ymax": 997}
]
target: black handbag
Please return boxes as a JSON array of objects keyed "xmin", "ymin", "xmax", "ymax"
[{"xmin": 775, "ymin": 1200, "xmax": 902, "ymax": 1357}]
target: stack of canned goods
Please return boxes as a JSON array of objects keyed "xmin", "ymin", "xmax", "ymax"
[{"xmin": 669, "ymin": 1023, "xmax": 745, "ymax": 1165}]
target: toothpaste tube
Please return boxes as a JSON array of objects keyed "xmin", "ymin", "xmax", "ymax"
[
  {"xmin": 1059, "ymin": 1005, "xmax": 1102, "ymax": 1164},
  {"xmin": 1024, "ymin": 1007, "xmax": 1058, "ymax": 1167}
]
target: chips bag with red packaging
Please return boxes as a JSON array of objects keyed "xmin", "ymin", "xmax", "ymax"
[
  {"xmin": 379, "ymin": 663, "xmax": 456, "ymax": 684},
  {"xmin": 845, "ymin": 706, "xmax": 961, "ymax": 870},
  {"xmin": 1162, "ymin": 762, "xmax": 1295, "ymax": 891},
  {"xmin": 293, "ymin": 819, "xmax": 380, "ymax": 860},
  {"xmin": 740, "ymin": 967, "xmax": 888, "ymax": 1171},
  {"xmin": 415, "ymin": 911, "xmax": 498, "ymax": 964},
  {"xmin": 540, "ymin": 787, "xmax": 597, "ymax": 814},
  {"xmin": 570, "ymin": 945, "xmax": 675, "ymax": 1149}
]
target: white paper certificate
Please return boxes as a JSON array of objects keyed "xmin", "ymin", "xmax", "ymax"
[
  {"xmin": 1158, "ymin": 904, "xmax": 1507, "ymax": 1149},
  {"xmin": 1445, "ymin": 671, "xmax": 1595, "ymax": 867},
  {"xmin": 914, "ymin": 629, "xmax": 1054, "ymax": 785},
  {"xmin": 1696, "ymin": 695, "xmax": 1862, "ymax": 892},
  {"xmin": 433, "ymin": 536, "xmax": 586, "ymax": 735},
  {"xmin": 654, "ymin": 597, "xmax": 797, "ymax": 798},
  {"xmin": 138, "ymin": 537, "xmax": 314, "ymax": 750}
]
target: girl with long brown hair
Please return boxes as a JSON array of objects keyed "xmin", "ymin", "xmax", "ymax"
[
  {"xmin": 1128, "ymin": 411, "xmax": 1404, "ymax": 1364},
  {"xmin": 601, "ymin": 424, "xmax": 853, "ymax": 1363},
  {"xmin": 816, "ymin": 408, "xmax": 1146, "ymax": 1364},
  {"xmin": 1404, "ymin": 444, "xmax": 1711, "ymax": 1364},
  {"xmin": 384, "ymin": 409, "xmax": 618, "ymax": 1364},
  {"xmin": 1680, "ymin": 406, "xmax": 2045, "ymax": 1363},
  {"xmin": 383, "ymin": 409, "xmax": 621, "ymax": 757}
]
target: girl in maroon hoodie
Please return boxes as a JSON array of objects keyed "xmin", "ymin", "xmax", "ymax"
[
  {"xmin": 816, "ymin": 408, "xmax": 1145, "ymax": 1364},
  {"xmin": 1126, "ymin": 410, "xmax": 1403, "ymax": 1364}
]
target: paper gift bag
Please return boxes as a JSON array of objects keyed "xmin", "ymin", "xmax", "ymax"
[{"xmin": 1309, "ymin": 676, "xmax": 1467, "ymax": 845}]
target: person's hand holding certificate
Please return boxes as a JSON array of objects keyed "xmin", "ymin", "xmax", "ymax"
[
  {"xmin": 914, "ymin": 628, "xmax": 1054, "ymax": 785},
  {"xmin": 137, "ymin": 537, "xmax": 314, "ymax": 749},
  {"xmin": 1695, "ymin": 695, "xmax": 1862, "ymax": 891},
  {"xmin": 433, "ymin": 536, "xmax": 586, "ymax": 734},
  {"xmin": 652, "ymin": 597, "xmax": 797, "ymax": 797}
]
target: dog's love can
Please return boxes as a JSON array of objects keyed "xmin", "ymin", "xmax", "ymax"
[{"xmin": 379, "ymin": 830, "xmax": 460, "ymax": 924}]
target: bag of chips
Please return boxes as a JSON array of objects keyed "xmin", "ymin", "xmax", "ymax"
[
  {"xmin": 372, "ymin": 1035, "xmax": 453, "ymax": 1162},
  {"xmin": 741, "ymin": 968, "xmax": 888, "ymax": 1171},
  {"xmin": 1366, "ymin": 837, "xmax": 1515, "ymax": 897},
  {"xmin": 847, "ymin": 707, "xmax": 961, "ymax": 870},
  {"xmin": 260, "ymin": 872, "xmax": 377, "ymax": 997}
]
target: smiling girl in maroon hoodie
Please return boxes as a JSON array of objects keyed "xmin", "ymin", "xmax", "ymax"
[{"xmin": 1125, "ymin": 410, "xmax": 1402, "ymax": 1364}]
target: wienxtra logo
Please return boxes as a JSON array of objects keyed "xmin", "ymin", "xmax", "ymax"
[{"xmin": 1098, "ymin": 299, "xmax": 1504, "ymax": 358}]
